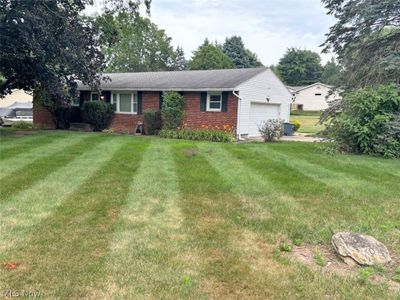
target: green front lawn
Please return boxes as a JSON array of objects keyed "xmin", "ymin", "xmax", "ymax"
[{"xmin": 1, "ymin": 130, "xmax": 399, "ymax": 299}]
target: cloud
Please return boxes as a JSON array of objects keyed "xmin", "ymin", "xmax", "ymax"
[
  {"xmin": 87, "ymin": 0, "xmax": 336, "ymax": 65},
  {"xmin": 147, "ymin": 0, "xmax": 335, "ymax": 65}
]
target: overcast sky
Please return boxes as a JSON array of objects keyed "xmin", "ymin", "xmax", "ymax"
[{"xmin": 88, "ymin": 0, "xmax": 336, "ymax": 66}]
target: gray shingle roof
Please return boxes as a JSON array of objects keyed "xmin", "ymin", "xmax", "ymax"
[{"xmin": 78, "ymin": 68, "xmax": 267, "ymax": 91}]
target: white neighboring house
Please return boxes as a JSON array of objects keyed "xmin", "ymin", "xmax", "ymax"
[
  {"xmin": 0, "ymin": 89, "xmax": 33, "ymax": 108},
  {"xmin": 288, "ymin": 82, "xmax": 340, "ymax": 111}
]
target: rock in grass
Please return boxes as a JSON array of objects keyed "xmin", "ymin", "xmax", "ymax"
[{"xmin": 332, "ymin": 232, "xmax": 391, "ymax": 266}]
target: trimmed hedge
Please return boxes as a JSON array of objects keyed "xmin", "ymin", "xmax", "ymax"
[{"xmin": 159, "ymin": 128, "xmax": 234, "ymax": 143}]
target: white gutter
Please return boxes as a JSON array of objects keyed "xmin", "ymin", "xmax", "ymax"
[{"xmin": 232, "ymin": 90, "xmax": 244, "ymax": 141}]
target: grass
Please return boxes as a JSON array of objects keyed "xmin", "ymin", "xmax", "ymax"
[
  {"xmin": 290, "ymin": 111, "xmax": 325, "ymax": 135},
  {"xmin": 1, "ymin": 130, "xmax": 399, "ymax": 299}
]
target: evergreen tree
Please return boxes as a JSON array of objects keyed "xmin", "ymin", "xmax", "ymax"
[
  {"xmin": 172, "ymin": 46, "xmax": 187, "ymax": 71},
  {"xmin": 322, "ymin": 0, "xmax": 400, "ymax": 87},
  {"xmin": 222, "ymin": 36, "xmax": 263, "ymax": 68}
]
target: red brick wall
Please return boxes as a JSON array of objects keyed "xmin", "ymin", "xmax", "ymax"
[
  {"xmin": 33, "ymin": 91, "xmax": 239, "ymax": 134},
  {"xmin": 183, "ymin": 92, "xmax": 238, "ymax": 133},
  {"xmin": 108, "ymin": 91, "xmax": 160, "ymax": 133}
]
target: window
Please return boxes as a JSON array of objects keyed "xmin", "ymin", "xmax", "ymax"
[
  {"xmin": 207, "ymin": 92, "xmax": 222, "ymax": 112},
  {"xmin": 315, "ymin": 93, "xmax": 322, "ymax": 96},
  {"xmin": 71, "ymin": 97, "xmax": 80, "ymax": 106},
  {"xmin": 91, "ymin": 92, "xmax": 99, "ymax": 101},
  {"xmin": 112, "ymin": 92, "xmax": 137, "ymax": 114}
]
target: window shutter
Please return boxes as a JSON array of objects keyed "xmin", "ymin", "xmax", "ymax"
[
  {"xmin": 200, "ymin": 92, "xmax": 207, "ymax": 111},
  {"xmin": 221, "ymin": 92, "xmax": 228, "ymax": 112},
  {"xmin": 137, "ymin": 91, "xmax": 143, "ymax": 115},
  {"xmin": 159, "ymin": 92, "xmax": 163, "ymax": 109}
]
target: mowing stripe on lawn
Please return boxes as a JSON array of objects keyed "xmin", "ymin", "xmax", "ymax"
[
  {"xmin": 0, "ymin": 135, "xmax": 125, "ymax": 253},
  {"xmin": 95, "ymin": 139, "xmax": 190, "ymax": 299},
  {"xmin": 0, "ymin": 133, "xmax": 67, "ymax": 160},
  {"xmin": 0, "ymin": 134, "xmax": 102, "ymax": 201},
  {"xmin": 197, "ymin": 143, "xmax": 304, "ymax": 237},
  {"xmin": 0, "ymin": 138, "xmax": 149, "ymax": 299},
  {"xmin": 172, "ymin": 142, "xmax": 274, "ymax": 299},
  {"xmin": 0, "ymin": 132, "xmax": 87, "ymax": 181},
  {"xmin": 265, "ymin": 143, "xmax": 400, "ymax": 194},
  {"xmin": 259, "ymin": 145, "xmax": 397, "ymax": 200}
]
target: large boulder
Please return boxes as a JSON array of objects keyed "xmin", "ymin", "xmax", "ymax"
[{"xmin": 332, "ymin": 232, "xmax": 391, "ymax": 266}]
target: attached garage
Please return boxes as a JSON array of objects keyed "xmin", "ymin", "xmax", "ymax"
[{"xmin": 248, "ymin": 102, "xmax": 280, "ymax": 137}]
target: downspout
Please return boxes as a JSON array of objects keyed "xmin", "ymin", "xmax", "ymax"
[{"xmin": 232, "ymin": 90, "xmax": 244, "ymax": 141}]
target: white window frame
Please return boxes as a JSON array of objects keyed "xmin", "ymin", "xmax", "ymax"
[
  {"xmin": 91, "ymin": 92, "xmax": 100, "ymax": 101},
  {"xmin": 111, "ymin": 92, "xmax": 138, "ymax": 114},
  {"xmin": 207, "ymin": 92, "xmax": 222, "ymax": 112}
]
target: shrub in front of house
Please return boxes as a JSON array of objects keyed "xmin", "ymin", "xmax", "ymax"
[
  {"xmin": 143, "ymin": 109, "xmax": 162, "ymax": 135},
  {"xmin": 82, "ymin": 101, "xmax": 114, "ymax": 131},
  {"xmin": 159, "ymin": 128, "xmax": 234, "ymax": 143},
  {"xmin": 11, "ymin": 121, "xmax": 32, "ymax": 129},
  {"xmin": 258, "ymin": 119, "xmax": 284, "ymax": 142},
  {"xmin": 322, "ymin": 84, "xmax": 400, "ymax": 158},
  {"xmin": 161, "ymin": 92, "xmax": 185, "ymax": 130}
]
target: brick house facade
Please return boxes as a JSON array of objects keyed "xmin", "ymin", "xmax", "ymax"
[
  {"xmin": 33, "ymin": 91, "xmax": 238, "ymax": 134},
  {"xmin": 33, "ymin": 68, "xmax": 292, "ymax": 138}
]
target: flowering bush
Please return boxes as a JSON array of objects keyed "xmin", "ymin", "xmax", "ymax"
[
  {"xmin": 258, "ymin": 119, "xmax": 284, "ymax": 142},
  {"xmin": 292, "ymin": 119, "xmax": 301, "ymax": 132}
]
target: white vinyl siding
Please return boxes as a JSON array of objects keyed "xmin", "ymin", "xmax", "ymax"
[
  {"xmin": 293, "ymin": 84, "xmax": 339, "ymax": 111},
  {"xmin": 235, "ymin": 69, "xmax": 292, "ymax": 137}
]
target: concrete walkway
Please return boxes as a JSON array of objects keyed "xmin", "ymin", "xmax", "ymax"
[
  {"xmin": 248, "ymin": 133, "xmax": 324, "ymax": 143},
  {"xmin": 280, "ymin": 132, "xmax": 324, "ymax": 142}
]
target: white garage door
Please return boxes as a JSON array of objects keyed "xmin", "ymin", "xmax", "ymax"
[{"xmin": 248, "ymin": 103, "xmax": 280, "ymax": 137}]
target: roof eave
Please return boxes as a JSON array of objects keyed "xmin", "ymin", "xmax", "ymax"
[{"xmin": 77, "ymin": 87, "xmax": 237, "ymax": 92}]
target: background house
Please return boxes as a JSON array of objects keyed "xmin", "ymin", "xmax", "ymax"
[
  {"xmin": 34, "ymin": 68, "xmax": 292, "ymax": 138},
  {"xmin": 0, "ymin": 89, "xmax": 33, "ymax": 118},
  {"xmin": 288, "ymin": 82, "xmax": 340, "ymax": 111}
]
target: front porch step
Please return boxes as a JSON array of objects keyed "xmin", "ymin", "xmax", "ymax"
[{"xmin": 69, "ymin": 122, "xmax": 93, "ymax": 132}]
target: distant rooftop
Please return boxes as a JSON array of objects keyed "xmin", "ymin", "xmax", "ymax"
[{"xmin": 78, "ymin": 68, "xmax": 268, "ymax": 91}]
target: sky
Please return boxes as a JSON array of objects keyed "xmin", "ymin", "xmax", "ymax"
[{"xmin": 88, "ymin": 0, "xmax": 336, "ymax": 66}]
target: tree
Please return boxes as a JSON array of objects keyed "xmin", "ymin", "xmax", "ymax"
[
  {"xmin": 246, "ymin": 49, "xmax": 264, "ymax": 68},
  {"xmin": 277, "ymin": 48, "xmax": 323, "ymax": 86},
  {"xmin": 222, "ymin": 36, "xmax": 263, "ymax": 68},
  {"xmin": 0, "ymin": 0, "xmax": 149, "ymax": 127},
  {"xmin": 322, "ymin": 0, "xmax": 400, "ymax": 88},
  {"xmin": 321, "ymin": 58, "xmax": 341, "ymax": 86},
  {"xmin": 97, "ymin": 13, "xmax": 185, "ymax": 72},
  {"xmin": 188, "ymin": 39, "xmax": 234, "ymax": 70},
  {"xmin": 322, "ymin": 85, "xmax": 399, "ymax": 158},
  {"xmin": 172, "ymin": 46, "xmax": 188, "ymax": 71}
]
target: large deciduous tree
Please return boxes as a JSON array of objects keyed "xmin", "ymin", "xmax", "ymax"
[
  {"xmin": 97, "ymin": 13, "xmax": 186, "ymax": 72},
  {"xmin": 322, "ymin": 0, "xmax": 400, "ymax": 88},
  {"xmin": 0, "ymin": 0, "xmax": 149, "ymax": 127},
  {"xmin": 188, "ymin": 39, "xmax": 234, "ymax": 70},
  {"xmin": 277, "ymin": 48, "xmax": 323, "ymax": 86},
  {"xmin": 222, "ymin": 36, "xmax": 263, "ymax": 68}
]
